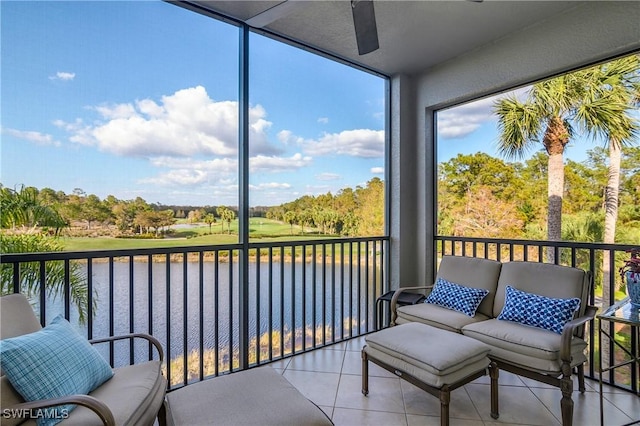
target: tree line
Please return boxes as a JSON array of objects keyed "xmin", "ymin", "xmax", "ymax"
[
  {"xmin": 437, "ymin": 147, "xmax": 639, "ymax": 243},
  {"xmin": 2, "ymin": 143, "xmax": 638, "ymax": 243},
  {"xmin": 265, "ymin": 177, "xmax": 384, "ymax": 237},
  {"xmin": 0, "ymin": 186, "xmax": 240, "ymax": 237}
]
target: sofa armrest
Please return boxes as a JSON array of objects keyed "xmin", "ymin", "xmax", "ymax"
[
  {"xmin": 90, "ymin": 333, "xmax": 164, "ymax": 362},
  {"xmin": 390, "ymin": 286, "xmax": 433, "ymax": 325},
  {"xmin": 5, "ymin": 394, "xmax": 115, "ymax": 425},
  {"xmin": 560, "ymin": 305, "xmax": 597, "ymax": 362}
]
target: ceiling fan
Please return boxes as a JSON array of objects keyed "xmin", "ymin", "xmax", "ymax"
[
  {"xmin": 246, "ymin": 0, "xmax": 482, "ymax": 56},
  {"xmin": 351, "ymin": 0, "xmax": 378, "ymax": 55}
]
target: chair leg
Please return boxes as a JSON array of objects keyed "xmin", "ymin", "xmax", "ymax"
[
  {"xmin": 576, "ymin": 364, "xmax": 586, "ymax": 393},
  {"xmin": 560, "ymin": 363, "xmax": 574, "ymax": 426},
  {"xmin": 158, "ymin": 398, "xmax": 169, "ymax": 426},
  {"xmin": 489, "ymin": 361, "xmax": 499, "ymax": 419},
  {"xmin": 439, "ymin": 386, "xmax": 450, "ymax": 426},
  {"xmin": 361, "ymin": 348, "xmax": 369, "ymax": 396}
]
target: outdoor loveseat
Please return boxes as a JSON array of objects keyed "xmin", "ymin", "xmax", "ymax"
[{"xmin": 390, "ymin": 255, "xmax": 596, "ymax": 426}]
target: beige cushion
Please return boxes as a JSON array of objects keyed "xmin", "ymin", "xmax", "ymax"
[
  {"xmin": 436, "ymin": 256, "xmax": 502, "ymax": 318},
  {"xmin": 0, "ymin": 294, "xmax": 42, "ymax": 340},
  {"xmin": 165, "ymin": 367, "xmax": 333, "ymax": 426},
  {"xmin": 62, "ymin": 361, "xmax": 166, "ymax": 426},
  {"xmin": 1, "ymin": 294, "xmax": 44, "ymax": 426},
  {"xmin": 364, "ymin": 322, "xmax": 490, "ymax": 387},
  {"xmin": 3, "ymin": 362, "xmax": 166, "ymax": 426},
  {"xmin": 493, "ymin": 262, "xmax": 589, "ymax": 319},
  {"xmin": 0, "ymin": 376, "xmax": 25, "ymax": 426},
  {"xmin": 396, "ymin": 303, "xmax": 490, "ymax": 333},
  {"xmin": 462, "ymin": 319, "xmax": 588, "ymax": 374}
]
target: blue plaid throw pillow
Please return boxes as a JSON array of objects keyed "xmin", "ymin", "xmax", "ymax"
[
  {"xmin": 497, "ymin": 285, "xmax": 581, "ymax": 334},
  {"xmin": 0, "ymin": 315, "xmax": 114, "ymax": 426},
  {"xmin": 425, "ymin": 277, "xmax": 489, "ymax": 317}
]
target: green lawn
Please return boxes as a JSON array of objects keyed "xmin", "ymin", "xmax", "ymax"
[{"xmin": 61, "ymin": 218, "xmax": 335, "ymax": 251}]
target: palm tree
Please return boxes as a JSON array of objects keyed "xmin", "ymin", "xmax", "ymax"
[
  {"xmin": 494, "ymin": 56, "xmax": 639, "ymax": 262},
  {"xmin": 576, "ymin": 56, "xmax": 639, "ymax": 306},
  {"xmin": 221, "ymin": 208, "xmax": 236, "ymax": 235},
  {"xmin": 216, "ymin": 206, "xmax": 229, "ymax": 233},
  {"xmin": 204, "ymin": 213, "xmax": 216, "ymax": 233},
  {"xmin": 283, "ymin": 211, "xmax": 297, "ymax": 235},
  {"xmin": 1, "ymin": 185, "xmax": 90, "ymax": 322},
  {"xmin": 1, "ymin": 185, "xmax": 67, "ymax": 232}
]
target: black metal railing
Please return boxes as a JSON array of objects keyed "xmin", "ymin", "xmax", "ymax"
[
  {"xmin": 0, "ymin": 236, "xmax": 388, "ymax": 390},
  {"xmin": 3, "ymin": 235, "xmax": 636, "ymax": 393},
  {"xmin": 436, "ymin": 235, "xmax": 638, "ymax": 393}
]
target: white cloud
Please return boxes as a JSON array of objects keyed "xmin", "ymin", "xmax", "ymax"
[
  {"xmin": 2, "ymin": 128, "xmax": 61, "ymax": 147},
  {"xmin": 277, "ymin": 129, "xmax": 310, "ymax": 147},
  {"xmin": 140, "ymin": 169, "xmax": 209, "ymax": 185},
  {"xmin": 317, "ymin": 117, "xmax": 329, "ymax": 124},
  {"xmin": 303, "ymin": 184, "xmax": 332, "ymax": 195},
  {"xmin": 49, "ymin": 71, "xmax": 75, "ymax": 81},
  {"xmin": 149, "ymin": 156, "xmax": 237, "ymax": 173},
  {"xmin": 58, "ymin": 86, "xmax": 281, "ymax": 158},
  {"xmin": 139, "ymin": 152, "xmax": 312, "ymax": 188},
  {"xmin": 437, "ymin": 89, "xmax": 529, "ymax": 139},
  {"xmin": 250, "ymin": 153, "xmax": 312, "ymax": 173},
  {"xmin": 437, "ymin": 97, "xmax": 496, "ymax": 139},
  {"xmin": 370, "ymin": 167, "xmax": 384, "ymax": 174},
  {"xmin": 302, "ymin": 129, "xmax": 384, "ymax": 158},
  {"xmin": 250, "ymin": 182, "xmax": 292, "ymax": 190},
  {"xmin": 316, "ymin": 172, "xmax": 341, "ymax": 181},
  {"xmin": 139, "ymin": 157, "xmax": 237, "ymax": 187},
  {"xmin": 93, "ymin": 103, "xmax": 137, "ymax": 120},
  {"xmin": 277, "ymin": 130, "xmax": 297, "ymax": 144}
]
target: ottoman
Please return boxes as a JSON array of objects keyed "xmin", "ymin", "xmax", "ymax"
[
  {"xmin": 165, "ymin": 367, "xmax": 333, "ymax": 425},
  {"xmin": 362, "ymin": 322, "xmax": 499, "ymax": 426}
]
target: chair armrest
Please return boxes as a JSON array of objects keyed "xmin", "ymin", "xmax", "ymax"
[
  {"xmin": 90, "ymin": 333, "xmax": 164, "ymax": 362},
  {"xmin": 6, "ymin": 394, "xmax": 115, "ymax": 425},
  {"xmin": 390, "ymin": 286, "xmax": 433, "ymax": 325},
  {"xmin": 560, "ymin": 305, "xmax": 597, "ymax": 361}
]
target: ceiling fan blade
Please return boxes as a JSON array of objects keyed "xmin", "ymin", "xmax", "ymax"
[{"xmin": 351, "ymin": 0, "xmax": 379, "ymax": 55}]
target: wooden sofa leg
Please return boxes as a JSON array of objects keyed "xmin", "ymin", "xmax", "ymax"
[
  {"xmin": 576, "ymin": 364, "xmax": 586, "ymax": 393},
  {"xmin": 439, "ymin": 386, "xmax": 450, "ymax": 426},
  {"xmin": 157, "ymin": 399, "xmax": 169, "ymax": 426},
  {"xmin": 560, "ymin": 364, "xmax": 574, "ymax": 426},
  {"xmin": 361, "ymin": 348, "xmax": 369, "ymax": 396},
  {"xmin": 489, "ymin": 361, "xmax": 499, "ymax": 419}
]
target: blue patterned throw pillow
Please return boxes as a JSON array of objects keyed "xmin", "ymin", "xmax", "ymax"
[
  {"xmin": 497, "ymin": 285, "xmax": 581, "ymax": 334},
  {"xmin": 424, "ymin": 277, "xmax": 490, "ymax": 317},
  {"xmin": 0, "ymin": 315, "xmax": 114, "ymax": 426}
]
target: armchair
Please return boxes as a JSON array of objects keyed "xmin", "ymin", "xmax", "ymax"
[{"xmin": 0, "ymin": 293, "xmax": 167, "ymax": 426}]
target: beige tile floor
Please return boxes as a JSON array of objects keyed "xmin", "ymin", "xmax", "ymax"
[{"xmin": 267, "ymin": 336, "xmax": 639, "ymax": 426}]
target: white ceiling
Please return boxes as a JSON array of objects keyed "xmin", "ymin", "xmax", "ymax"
[{"xmin": 187, "ymin": 1, "xmax": 584, "ymax": 76}]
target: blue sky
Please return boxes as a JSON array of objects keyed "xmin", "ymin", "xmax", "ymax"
[
  {"xmin": 0, "ymin": 1, "xmax": 603, "ymax": 207},
  {"xmin": 436, "ymin": 90, "xmax": 601, "ymax": 165},
  {"xmin": 1, "ymin": 1, "xmax": 387, "ymax": 206}
]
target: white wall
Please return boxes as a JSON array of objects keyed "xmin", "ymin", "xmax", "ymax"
[{"xmin": 390, "ymin": 1, "xmax": 640, "ymax": 288}]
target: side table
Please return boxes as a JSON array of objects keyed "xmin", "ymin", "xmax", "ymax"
[
  {"xmin": 375, "ymin": 290, "xmax": 425, "ymax": 330},
  {"xmin": 597, "ymin": 298, "xmax": 640, "ymax": 426}
]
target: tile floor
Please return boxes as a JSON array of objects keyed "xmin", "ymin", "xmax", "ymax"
[{"xmin": 266, "ymin": 335, "xmax": 639, "ymax": 426}]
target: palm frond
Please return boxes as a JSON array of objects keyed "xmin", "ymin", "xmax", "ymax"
[{"xmin": 493, "ymin": 96, "xmax": 542, "ymax": 159}]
